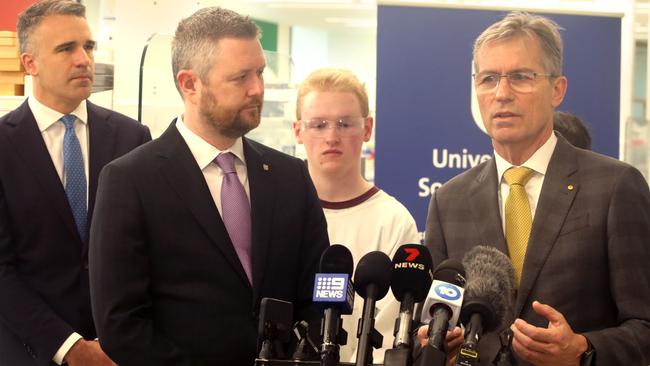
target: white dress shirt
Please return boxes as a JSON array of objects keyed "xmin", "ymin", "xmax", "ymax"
[
  {"xmin": 494, "ymin": 132, "xmax": 558, "ymax": 233},
  {"xmin": 28, "ymin": 96, "xmax": 88, "ymax": 364},
  {"xmin": 175, "ymin": 116, "xmax": 251, "ymax": 216},
  {"xmin": 29, "ymin": 97, "xmax": 89, "ymax": 199}
]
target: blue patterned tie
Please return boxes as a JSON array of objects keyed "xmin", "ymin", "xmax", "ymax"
[
  {"xmin": 215, "ymin": 152, "xmax": 252, "ymax": 284},
  {"xmin": 61, "ymin": 114, "xmax": 87, "ymax": 240}
]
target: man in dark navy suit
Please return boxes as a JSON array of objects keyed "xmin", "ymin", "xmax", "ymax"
[
  {"xmin": 89, "ymin": 6, "xmax": 329, "ymax": 366},
  {"xmin": 0, "ymin": 1, "xmax": 151, "ymax": 365}
]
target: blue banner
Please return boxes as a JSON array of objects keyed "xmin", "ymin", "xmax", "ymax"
[{"xmin": 375, "ymin": 6, "xmax": 621, "ymax": 233}]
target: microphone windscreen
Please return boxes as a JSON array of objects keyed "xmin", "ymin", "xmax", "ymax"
[
  {"xmin": 391, "ymin": 244, "xmax": 434, "ymax": 302},
  {"xmin": 433, "ymin": 258, "xmax": 466, "ymax": 286},
  {"xmin": 319, "ymin": 244, "xmax": 354, "ymax": 275},
  {"xmin": 461, "ymin": 246, "xmax": 515, "ymax": 332},
  {"xmin": 353, "ymin": 251, "xmax": 392, "ymax": 300}
]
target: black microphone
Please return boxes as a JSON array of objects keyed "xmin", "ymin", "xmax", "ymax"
[
  {"xmin": 455, "ymin": 246, "xmax": 515, "ymax": 366},
  {"xmin": 312, "ymin": 244, "xmax": 355, "ymax": 366},
  {"xmin": 354, "ymin": 251, "xmax": 392, "ymax": 366},
  {"xmin": 257, "ymin": 298, "xmax": 294, "ymax": 360},
  {"xmin": 385, "ymin": 244, "xmax": 434, "ymax": 366},
  {"xmin": 419, "ymin": 259, "xmax": 466, "ymax": 366}
]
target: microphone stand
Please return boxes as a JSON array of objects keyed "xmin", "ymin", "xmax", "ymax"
[
  {"xmin": 355, "ymin": 284, "xmax": 383, "ymax": 366},
  {"xmin": 320, "ymin": 307, "xmax": 347, "ymax": 366},
  {"xmin": 384, "ymin": 294, "xmax": 415, "ymax": 366},
  {"xmin": 493, "ymin": 329, "xmax": 517, "ymax": 366}
]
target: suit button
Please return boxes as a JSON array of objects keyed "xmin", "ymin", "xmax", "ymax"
[{"xmin": 83, "ymin": 262, "xmax": 89, "ymax": 270}]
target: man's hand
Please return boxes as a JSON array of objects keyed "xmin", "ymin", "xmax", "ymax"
[
  {"xmin": 416, "ymin": 325, "xmax": 463, "ymax": 366},
  {"xmin": 64, "ymin": 339, "xmax": 116, "ymax": 366},
  {"xmin": 510, "ymin": 301, "xmax": 588, "ymax": 366}
]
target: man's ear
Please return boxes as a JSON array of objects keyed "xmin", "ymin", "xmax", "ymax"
[
  {"xmin": 21, "ymin": 52, "xmax": 37, "ymax": 76},
  {"xmin": 177, "ymin": 70, "xmax": 200, "ymax": 103},
  {"xmin": 551, "ymin": 76, "xmax": 567, "ymax": 108},
  {"xmin": 293, "ymin": 121, "xmax": 304, "ymax": 144},
  {"xmin": 363, "ymin": 116, "xmax": 374, "ymax": 142}
]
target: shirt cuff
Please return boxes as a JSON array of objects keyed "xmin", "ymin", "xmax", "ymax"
[{"xmin": 53, "ymin": 332, "xmax": 83, "ymax": 365}]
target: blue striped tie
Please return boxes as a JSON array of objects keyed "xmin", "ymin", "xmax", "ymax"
[{"xmin": 61, "ymin": 114, "xmax": 87, "ymax": 240}]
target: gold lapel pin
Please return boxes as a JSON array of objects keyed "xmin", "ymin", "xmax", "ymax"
[
  {"xmin": 567, "ymin": 184, "xmax": 574, "ymax": 191},
  {"xmin": 263, "ymin": 164, "xmax": 269, "ymax": 171}
]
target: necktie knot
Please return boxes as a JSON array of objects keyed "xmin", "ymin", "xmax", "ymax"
[
  {"xmin": 60, "ymin": 114, "xmax": 77, "ymax": 130},
  {"xmin": 504, "ymin": 166, "xmax": 534, "ymax": 186},
  {"xmin": 215, "ymin": 152, "xmax": 237, "ymax": 174}
]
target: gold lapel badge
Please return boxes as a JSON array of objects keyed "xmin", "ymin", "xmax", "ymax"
[
  {"xmin": 263, "ymin": 163, "xmax": 269, "ymax": 171},
  {"xmin": 567, "ymin": 184, "xmax": 574, "ymax": 191}
]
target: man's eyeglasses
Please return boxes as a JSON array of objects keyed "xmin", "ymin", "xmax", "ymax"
[
  {"xmin": 473, "ymin": 71, "xmax": 555, "ymax": 94},
  {"xmin": 299, "ymin": 118, "xmax": 366, "ymax": 137}
]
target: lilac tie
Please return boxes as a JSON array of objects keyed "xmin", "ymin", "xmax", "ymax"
[{"xmin": 215, "ymin": 152, "xmax": 252, "ymax": 284}]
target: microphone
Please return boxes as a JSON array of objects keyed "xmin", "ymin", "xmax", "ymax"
[
  {"xmin": 312, "ymin": 244, "xmax": 355, "ymax": 366},
  {"xmin": 384, "ymin": 244, "xmax": 433, "ymax": 366},
  {"xmin": 420, "ymin": 259, "xmax": 466, "ymax": 351},
  {"xmin": 390, "ymin": 244, "xmax": 434, "ymax": 348},
  {"xmin": 455, "ymin": 246, "xmax": 515, "ymax": 366},
  {"xmin": 354, "ymin": 251, "xmax": 392, "ymax": 366},
  {"xmin": 257, "ymin": 297, "xmax": 294, "ymax": 360}
]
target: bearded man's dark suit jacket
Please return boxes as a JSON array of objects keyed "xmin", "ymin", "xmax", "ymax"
[
  {"xmin": 425, "ymin": 134, "xmax": 650, "ymax": 365},
  {"xmin": 89, "ymin": 121, "xmax": 329, "ymax": 366},
  {"xmin": 0, "ymin": 100, "xmax": 151, "ymax": 366}
]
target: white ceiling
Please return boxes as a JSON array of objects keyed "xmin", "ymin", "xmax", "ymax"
[{"xmin": 238, "ymin": 0, "xmax": 650, "ymax": 40}]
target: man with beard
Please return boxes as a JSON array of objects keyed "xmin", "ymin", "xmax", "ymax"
[
  {"xmin": 0, "ymin": 1, "xmax": 150, "ymax": 365},
  {"xmin": 88, "ymin": 7, "xmax": 329, "ymax": 366}
]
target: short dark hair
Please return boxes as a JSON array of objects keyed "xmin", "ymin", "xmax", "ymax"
[
  {"xmin": 171, "ymin": 7, "xmax": 260, "ymax": 96},
  {"xmin": 553, "ymin": 111, "xmax": 592, "ymax": 150},
  {"xmin": 17, "ymin": 0, "xmax": 86, "ymax": 54}
]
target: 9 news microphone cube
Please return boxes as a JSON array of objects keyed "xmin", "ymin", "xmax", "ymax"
[{"xmin": 312, "ymin": 273, "xmax": 354, "ymax": 314}]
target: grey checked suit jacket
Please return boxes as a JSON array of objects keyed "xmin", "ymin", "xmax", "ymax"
[{"xmin": 425, "ymin": 135, "xmax": 650, "ymax": 365}]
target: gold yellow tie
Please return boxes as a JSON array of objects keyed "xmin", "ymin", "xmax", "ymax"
[{"xmin": 504, "ymin": 167, "xmax": 534, "ymax": 286}]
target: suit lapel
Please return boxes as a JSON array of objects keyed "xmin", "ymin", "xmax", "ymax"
[
  {"xmin": 469, "ymin": 158, "xmax": 508, "ymax": 253},
  {"xmin": 87, "ymin": 102, "xmax": 115, "ymax": 246},
  {"xmin": 514, "ymin": 137, "xmax": 579, "ymax": 316},
  {"xmin": 156, "ymin": 122, "xmax": 252, "ymax": 289},
  {"xmin": 243, "ymin": 138, "xmax": 275, "ymax": 303},
  {"xmin": 4, "ymin": 101, "xmax": 80, "ymax": 242}
]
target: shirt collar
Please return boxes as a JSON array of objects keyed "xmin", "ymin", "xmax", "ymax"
[
  {"xmin": 495, "ymin": 132, "xmax": 557, "ymax": 183},
  {"xmin": 28, "ymin": 96, "xmax": 88, "ymax": 132},
  {"xmin": 175, "ymin": 115, "xmax": 246, "ymax": 170}
]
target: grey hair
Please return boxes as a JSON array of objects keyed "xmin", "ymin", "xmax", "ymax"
[
  {"xmin": 171, "ymin": 7, "xmax": 260, "ymax": 96},
  {"xmin": 17, "ymin": 0, "xmax": 86, "ymax": 54},
  {"xmin": 473, "ymin": 11, "xmax": 564, "ymax": 76}
]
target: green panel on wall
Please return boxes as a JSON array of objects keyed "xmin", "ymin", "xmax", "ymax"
[{"xmin": 253, "ymin": 18, "xmax": 278, "ymax": 52}]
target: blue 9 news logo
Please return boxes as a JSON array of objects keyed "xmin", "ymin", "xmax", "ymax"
[{"xmin": 434, "ymin": 283, "xmax": 461, "ymax": 301}]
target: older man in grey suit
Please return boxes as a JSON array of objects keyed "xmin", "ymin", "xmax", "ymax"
[{"xmin": 424, "ymin": 12, "xmax": 650, "ymax": 366}]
